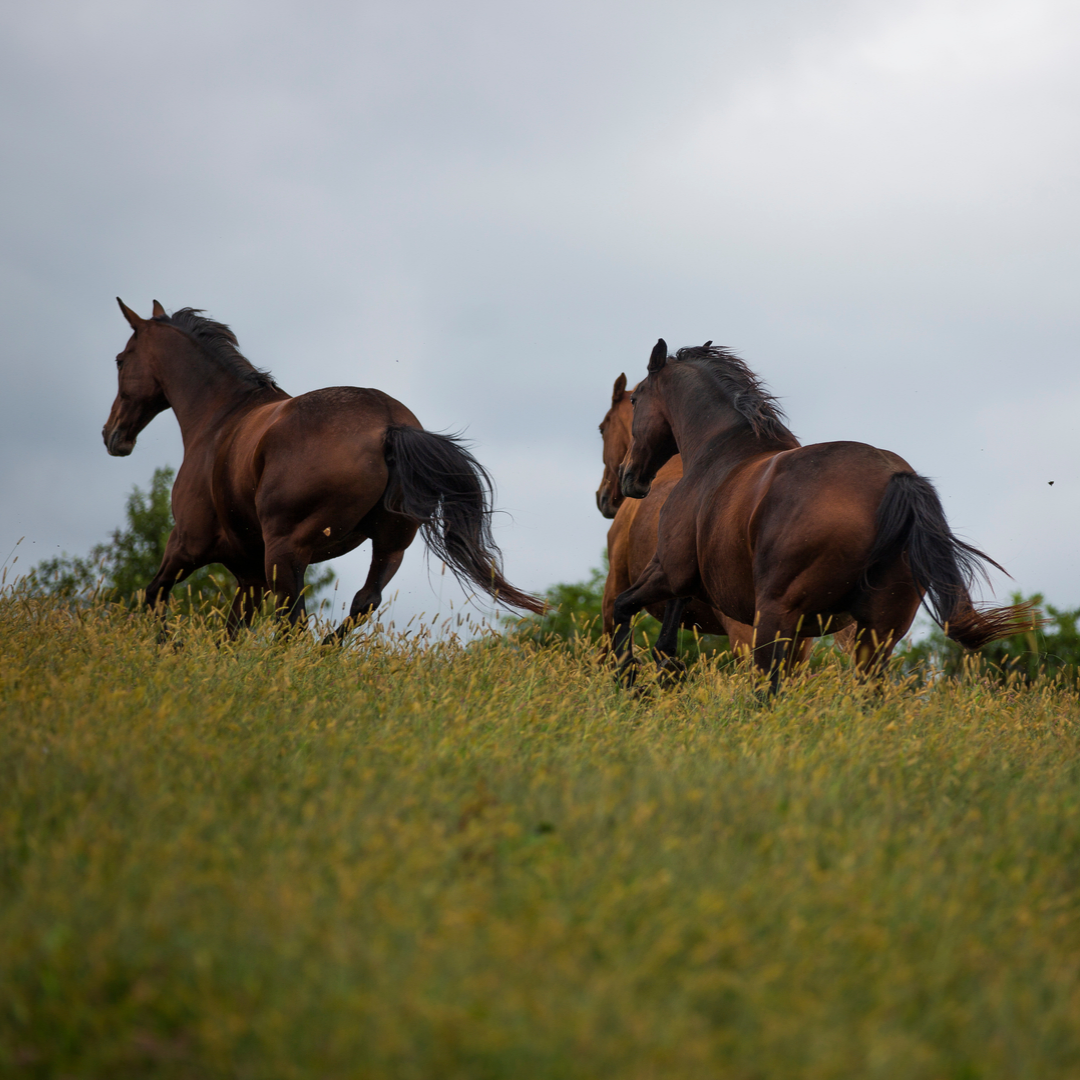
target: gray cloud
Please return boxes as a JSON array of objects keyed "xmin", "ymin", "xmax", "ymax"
[{"xmin": 3, "ymin": 0, "xmax": 1078, "ymax": 625}]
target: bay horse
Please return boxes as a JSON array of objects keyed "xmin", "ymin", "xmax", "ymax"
[
  {"xmin": 598, "ymin": 374, "xmax": 757, "ymax": 660},
  {"xmin": 615, "ymin": 339, "xmax": 1033, "ymax": 689},
  {"xmin": 102, "ymin": 300, "xmax": 544, "ymax": 633},
  {"xmin": 598, "ymin": 375, "xmax": 835, "ymax": 668}
]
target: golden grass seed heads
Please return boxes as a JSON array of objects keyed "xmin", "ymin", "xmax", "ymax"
[{"xmin": 4, "ymin": 593, "xmax": 1080, "ymax": 1076}]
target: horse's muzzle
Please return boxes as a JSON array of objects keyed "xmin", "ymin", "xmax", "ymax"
[
  {"xmin": 104, "ymin": 426, "xmax": 134, "ymax": 457},
  {"xmin": 596, "ymin": 490, "xmax": 617, "ymax": 519},
  {"xmin": 620, "ymin": 469, "xmax": 652, "ymax": 501}
]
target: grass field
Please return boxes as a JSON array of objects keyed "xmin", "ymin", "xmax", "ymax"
[{"xmin": 3, "ymin": 595, "xmax": 1080, "ymax": 1078}]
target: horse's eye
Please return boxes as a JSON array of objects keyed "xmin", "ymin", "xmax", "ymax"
[{"xmin": 630, "ymin": 397, "xmax": 637, "ymax": 406}]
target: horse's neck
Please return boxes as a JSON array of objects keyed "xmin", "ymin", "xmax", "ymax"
[
  {"xmin": 668, "ymin": 381, "xmax": 796, "ymax": 471},
  {"xmin": 157, "ymin": 343, "xmax": 279, "ymax": 444},
  {"xmin": 693, "ymin": 427, "xmax": 793, "ymax": 473}
]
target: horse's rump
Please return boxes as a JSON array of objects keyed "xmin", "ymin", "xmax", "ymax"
[
  {"xmin": 695, "ymin": 442, "xmax": 911, "ymax": 625},
  {"xmin": 237, "ymin": 388, "xmax": 419, "ymax": 556}
]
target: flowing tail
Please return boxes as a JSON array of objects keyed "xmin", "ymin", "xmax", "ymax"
[
  {"xmin": 383, "ymin": 425, "xmax": 546, "ymax": 614},
  {"xmin": 866, "ymin": 472, "xmax": 1036, "ymax": 649}
]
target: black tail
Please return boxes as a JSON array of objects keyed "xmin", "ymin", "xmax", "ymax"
[
  {"xmin": 383, "ymin": 425, "xmax": 545, "ymax": 614},
  {"xmin": 866, "ymin": 472, "xmax": 1035, "ymax": 649}
]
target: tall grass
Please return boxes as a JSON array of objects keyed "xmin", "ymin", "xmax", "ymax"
[{"xmin": 3, "ymin": 594, "xmax": 1080, "ymax": 1078}]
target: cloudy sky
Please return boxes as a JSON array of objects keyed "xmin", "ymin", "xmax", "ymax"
[{"xmin": 2, "ymin": 0, "xmax": 1078, "ymax": 630}]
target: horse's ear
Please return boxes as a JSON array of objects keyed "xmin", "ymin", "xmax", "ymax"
[
  {"xmin": 151, "ymin": 300, "xmax": 166, "ymax": 319},
  {"xmin": 117, "ymin": 298, "xmax": 143, "ymax": 330},
  {"xmin": 647, "ymin": 338, "xmax": 668, "ymax": 373},
  {"xmin": 612, "ymin": 373, "xmax": 627, "ymax": 404}
]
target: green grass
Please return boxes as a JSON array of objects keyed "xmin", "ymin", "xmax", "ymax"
[{"xmin": 3, "ymin": 596, "xmax": 1080, "ymax": 1078}]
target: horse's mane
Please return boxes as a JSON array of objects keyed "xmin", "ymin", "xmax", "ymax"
[
  {"xmin": 158, "ymin": 308, "xmax": 281, "ymax": 393},
  {"xmin": 673, "ymin": 343, "xmax": 791, "ymax": 441}
]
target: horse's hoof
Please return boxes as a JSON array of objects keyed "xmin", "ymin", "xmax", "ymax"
[{"xmin": 655, "ymin": 656, "xmax": 688, "ymax": 688}]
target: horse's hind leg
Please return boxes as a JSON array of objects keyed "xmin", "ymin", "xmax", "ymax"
[
  {"xmin": 848, "ymin": 562, "xmax": 922, "ymax": 679},
  {"xmin": 327, "ymin": 512, "xmax": 418, "ymax": 643},
  {"xmin": 749, "ymin": 608, "xmax": 800, "ymax": 696},
  {"xmin": 263, "ymin": 541, "xmax": 311, "ymax": 629}
]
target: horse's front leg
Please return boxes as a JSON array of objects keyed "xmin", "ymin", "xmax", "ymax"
[
  {"xmin": 141, "ymin": 533, "xmax": 205, "ymax": 644},
  {"xmin": 224, "ymin": 576, "xmax": 268, "ymax": 636},
  {"xmin": 143, "ymin": 532, "xmax": 200, "ymax": 614},
  {"xmin": 612, "ymin": 560, "xmax": 678, "ymax": 688}
]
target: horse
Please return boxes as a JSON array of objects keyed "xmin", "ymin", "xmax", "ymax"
[
  {"xmin": 102, "ymin": 299, "xmax": 544, "ymax": 633},
  {"xmin": 598, "ymin": 373, "xmax": 757, "ymax": 661},
  {"xmin": 598, "ymin": 374, "xmax": 841, "ymax": 670},
  {"xmin": 615, "ymin": 339, "xmax": 1034, "ymax": 689}
]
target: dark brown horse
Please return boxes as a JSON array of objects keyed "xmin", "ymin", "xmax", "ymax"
[
  {"xmin": 103, "ymin": 300, "xmax": 544, "ymax": 632},
  {"xmin": 615, "ymin": 339, "xmax": 1033, "ymax": 687},
  {"xmin": 597, "ymin": 374, "xmax": 757, "ymax": 658}
]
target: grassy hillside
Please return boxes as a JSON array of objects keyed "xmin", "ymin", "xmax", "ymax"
[{"xmin": 3, "ymin": 596, "xmax": 1080, "ymax": 1078}]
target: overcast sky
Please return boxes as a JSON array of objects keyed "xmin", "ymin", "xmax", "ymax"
[{"xmin": 2, "ymin": 0, "xmax": 1078, "ymax": 630}]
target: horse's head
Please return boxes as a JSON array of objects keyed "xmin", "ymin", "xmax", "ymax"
[
  {"xmin": 102, "ymin": 299, "xmax": 172, "ymax": 456},
  {"xmin": 621, "ymin": 339, "xmax": 678, "ymax": 500},
  {"xmin": 596, "ymin": 373, "xmax": 633, "ymax": 518}
]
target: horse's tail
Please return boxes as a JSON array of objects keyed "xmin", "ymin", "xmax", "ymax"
[
  {"xmin": 866, "ymin": 471, "xmax": 1036, "ymax": 649},
  {"xmin": 382, "ymin": 424, "xmax": 546, "ymax": 614}
]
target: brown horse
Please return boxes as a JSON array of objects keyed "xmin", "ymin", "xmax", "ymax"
[
  {"xmin": 597, "ymin": 374, "xmax": 757, "ymax": 658},
  {"xmin": 102, "ymin": 300, "xmax": 544, "ymax": 632},
  {"xmin": 598, "ymin": 375, "xmax": 835, "ymax": 668},
  {"xmin": 615, "ymin": 339, "xmax": 1033, "ymax": 688}
]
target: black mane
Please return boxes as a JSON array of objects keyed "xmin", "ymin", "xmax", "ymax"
[
  {"xmin": 157, "ymin": 307, "xmax": 280, "ymax": 393},
  {"xmin": 673, "ymin": 343, "xmax": 791, "ymax": 441}
]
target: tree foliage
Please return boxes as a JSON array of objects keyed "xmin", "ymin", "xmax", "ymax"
[{"xmin": 23, "ymin": 466, "xmax": 335, "ymax": 611}]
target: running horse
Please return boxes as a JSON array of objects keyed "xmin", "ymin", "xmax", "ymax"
[
  {"xmin": 615, "ymin": 340, "xmax": 1033, "ymax": 688},
  {"xmin": 597, "ymin": 374, "xmax": 759, "ymax": 660},
  {"xmin": 102, "ymin": 300, "xmax": 544, "ymax": 632}
]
